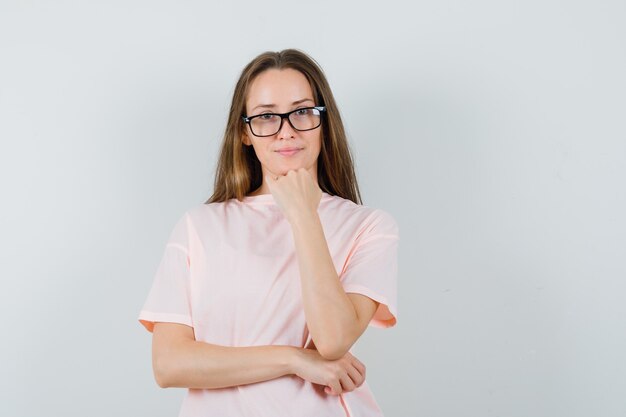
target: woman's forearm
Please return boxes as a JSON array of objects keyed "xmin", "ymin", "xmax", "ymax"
[
  {"xmin": 155, "ymin": 339, "xmax": 299, "ymax": 389},
  {"xmin": 289, "ymin": 214, "xmax": 359, "ymax": 360}
]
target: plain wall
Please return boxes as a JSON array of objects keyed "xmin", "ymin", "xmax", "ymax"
[{"xmin": 1, "ymin": 0, "xmax": 624, "ymax": 416}]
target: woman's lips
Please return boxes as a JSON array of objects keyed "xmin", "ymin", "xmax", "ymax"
[{"xmin": 276, "ymin": 148, "xmax": 302, "ymax": 156}]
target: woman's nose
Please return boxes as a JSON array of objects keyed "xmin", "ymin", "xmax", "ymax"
[{"xmin": 277, "ymin": 117, "xmax": 297, "ymax": 139}]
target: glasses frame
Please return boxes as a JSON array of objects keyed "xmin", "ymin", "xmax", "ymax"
[{"xmin": 242, "ymin": 106, "xmax": 326, "ymax": 137}]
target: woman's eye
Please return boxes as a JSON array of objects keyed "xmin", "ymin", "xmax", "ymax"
[
  {"xmin": 295, "ymin": 108, "xmax": 310, "ymax": 116},
  {"xmin": 259, "ymin": 114, "xmax": 274, "ymax": 120}
]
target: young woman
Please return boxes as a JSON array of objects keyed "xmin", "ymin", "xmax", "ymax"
[{"xmin": 138, "ymin": 48, "xmax": 399, "ymax": 417}]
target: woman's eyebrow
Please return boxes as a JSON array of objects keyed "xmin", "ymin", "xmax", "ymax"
[{"xmin": 252, "ymin": 98, "xmax": 314, "ymax": 111}]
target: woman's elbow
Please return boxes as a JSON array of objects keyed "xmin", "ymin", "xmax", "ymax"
[
  {"xmin": 154, "ymin": 371, "xmax": 171, "ymax": 389},
  {"xmin": 317, "ymin": 343, "xmax": 350, "ymax": 361},
  {"xmin": 153, "ymin": 354, "xmax": 174, "ymax": 388}
]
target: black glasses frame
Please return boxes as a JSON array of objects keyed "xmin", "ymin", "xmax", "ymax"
[{"xmin": 242, "ymin": 106, "xmax": 326, "ymax": 137}]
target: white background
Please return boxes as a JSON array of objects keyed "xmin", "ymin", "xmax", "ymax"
[{"xmin": 1, "ymin": 1, "xmax": 625, "ymax": 416}]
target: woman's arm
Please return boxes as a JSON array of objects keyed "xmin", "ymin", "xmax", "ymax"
[
  {"xmin": 152, "ymin": 322, "xmax": 297, "ymax": 389},
  {"xmin": 265, "ymin": 170, "xmax": 381, "ymax": 361},
  {"xmin": 151, "ymin": 322, "xmax": 366, "ymax": 395},
  {"xmin": 289, "ymin": 214, "xmax": 379, "ymax": 361}
]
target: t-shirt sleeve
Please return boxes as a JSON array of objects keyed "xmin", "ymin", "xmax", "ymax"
[
  {"xmin": 138, "ymin": 213, "xmax": 193, "ymax": 333},
  {"xmin": 340, "ymin": 208, "xmax": 399, "ymax": 329}
]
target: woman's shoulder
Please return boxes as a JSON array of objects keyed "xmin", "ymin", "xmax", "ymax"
[
  {"xmin": 167, "ymin": 202, "xmax": 223, "ymax": 231},
  {"xmin": 185, "ymin": 198, "xmax": 236, "ymax": 213},
  {"xmin": 323, "ymin": 194, "xmax": 398, "ymax": 231}
]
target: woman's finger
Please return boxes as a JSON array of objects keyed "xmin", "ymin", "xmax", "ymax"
[
  {"xmin": 351, "ymin": 358, "xmax": 366, "ymax": 380},
  {"xmin": 328, "ymin": 380, "xmax": 342, "ymax": 396},
  {"xmin": 344, "ymin": 363, "xmax": 364, "ymax": 389},
  {"xmin": 339, "ymin": 371, "xmax": 357, "ymax": 392}
]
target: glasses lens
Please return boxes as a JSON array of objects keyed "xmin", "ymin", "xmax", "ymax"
[
  {"xmin": 250, "ymin": 114, "xmax": 281, "ymax": 137},
  {"xmin": 289, "ymin": 108, "xmax": 322, "ymax": 131}
]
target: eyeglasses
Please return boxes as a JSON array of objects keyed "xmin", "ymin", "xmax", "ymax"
[{"xmin": 242, "ymin": 106, "xmax": 326, "ymax": 137}]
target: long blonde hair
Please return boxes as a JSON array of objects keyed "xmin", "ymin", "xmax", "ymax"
[{"xmin": 205, "ymin": 48, "xmax": 362, "ymax": 205}]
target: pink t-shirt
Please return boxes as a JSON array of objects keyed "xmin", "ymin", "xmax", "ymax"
[{"xmin": 138, "ymin": 191, "xmax": 399, "ymax": 417}]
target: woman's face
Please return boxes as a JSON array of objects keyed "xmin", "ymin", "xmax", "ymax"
[{"xmin": 242, "ymin": 68, "xmax": 322, "ymax": 189}]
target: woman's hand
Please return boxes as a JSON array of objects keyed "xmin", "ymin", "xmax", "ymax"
[
  {"xmin": 291, "ymin": 345, "xmax": 367, "ymax": 396},
  {"xmin": 265, "ymin": 168, "xmax": 322, "ymax": 224}
]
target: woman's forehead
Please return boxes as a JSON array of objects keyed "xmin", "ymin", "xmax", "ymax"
[{"xmin": 247, "ymin": 68, "xmax": 314, "ymax": 111}]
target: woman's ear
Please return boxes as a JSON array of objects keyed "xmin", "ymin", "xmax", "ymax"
[{"xmin": 242, "ymin": 133, "xmax": 251, "ymax": 146}]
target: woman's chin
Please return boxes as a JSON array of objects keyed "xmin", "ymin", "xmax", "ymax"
[{"xmin": 268, "ymin": 161, "xmax": 311, "ymax": 176}]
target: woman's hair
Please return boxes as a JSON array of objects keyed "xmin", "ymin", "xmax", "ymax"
[{"xmin": 205, "ymin": 48, "xmax": 362, "ymax": 205}]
